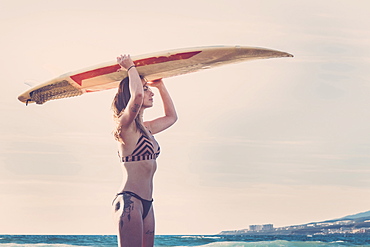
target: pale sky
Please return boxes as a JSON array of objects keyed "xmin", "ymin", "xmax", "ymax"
[{"xmin": 1, "ymin": 0, "xmax": 370, "ymax": 235}]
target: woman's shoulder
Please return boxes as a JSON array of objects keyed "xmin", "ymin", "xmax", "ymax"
[{"xmin": 143, "ymin": 122, "xmax": 154, "ymax": 133}]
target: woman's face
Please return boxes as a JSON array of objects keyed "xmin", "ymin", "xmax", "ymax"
[{"xmin": 142, "ymin": 84, "xmax": 154, "ymax": 108}]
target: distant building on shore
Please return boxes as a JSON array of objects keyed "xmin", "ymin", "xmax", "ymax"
[
  {"xmin": 249, "ymin": 225, "xmax": 262, "ymax": 231},
  {"xmin": 249, "ymin": 224, "xmax": 274, "ymax": 231}
]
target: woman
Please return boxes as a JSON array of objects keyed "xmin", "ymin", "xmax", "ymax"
[{"xmin": 111, "ymin": 54, "xmax": 177, "ymax": 247}]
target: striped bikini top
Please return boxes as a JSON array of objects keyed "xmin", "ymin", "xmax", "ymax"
[{"xmin": 119, "ymin": 132, "xmax": 160, "ymax": 162}]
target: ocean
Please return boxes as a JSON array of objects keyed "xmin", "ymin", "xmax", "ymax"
[{"xmin": 0, "ymin": 234, "xmax": 370, "ymax": 247}]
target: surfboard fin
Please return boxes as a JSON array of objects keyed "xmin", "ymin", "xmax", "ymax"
[{"xmin": 24, "ymin": 81, "xmax": 37, "ymax": 87}]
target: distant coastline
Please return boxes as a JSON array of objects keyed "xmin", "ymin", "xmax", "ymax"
[{"xmin": 219, "ymin": 210, "xmax": 370, "ymax": 236}]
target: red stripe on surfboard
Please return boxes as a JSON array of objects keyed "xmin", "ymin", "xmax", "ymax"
[
  {"xmin": 70, "ymin": 51, "xmax": 201, "ymax": 86},
  {"xmin": 71, "ymin": 64, "xmax": 121, "ymax": 86},
  {"xmin": 134, "ymin": 51, "xmax": 201, "ymax": 66}
]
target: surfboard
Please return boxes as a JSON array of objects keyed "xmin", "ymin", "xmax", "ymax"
[{"xmin": 18, "ymin": 46, "xmax": 293, "ymax": 105}]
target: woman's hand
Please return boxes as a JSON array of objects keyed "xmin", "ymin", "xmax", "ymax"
[
  {"xmin": 117, "ymin": 54, "xmax": 135, "ymax": 71},
  {"xmin": 144, "ymin": 78, "xmax": 177, "ymax": 134},
  {"xmin": 147, "ymin": 79, "xmax": 164, "ymax": 88}
]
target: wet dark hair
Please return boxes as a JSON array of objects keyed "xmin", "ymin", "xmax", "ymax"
[{"xmin": 112, "ymin": 76, "xmax": 148, "ymax": 141}]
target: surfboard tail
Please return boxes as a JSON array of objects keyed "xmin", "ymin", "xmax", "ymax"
[{"xmin": 21, "ymin": 80, "xmax": 83, "ymax": 105}]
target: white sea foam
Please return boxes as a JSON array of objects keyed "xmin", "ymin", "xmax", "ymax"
[
  {"xmin": 181, "ymin": 240, "xmax": 354, "ymax": 247},
  {"xmin": 180, "ymin": 235, "xmax": 221, "ymax": 239}
]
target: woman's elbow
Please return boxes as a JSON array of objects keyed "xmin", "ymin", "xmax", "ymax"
[{"xmin": 171, "ymin": 114, "xmax": 178, "ymax": 125}]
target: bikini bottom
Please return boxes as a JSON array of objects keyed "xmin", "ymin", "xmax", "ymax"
[{"xmin": 113, "ymin": 191, "xmax": 153, "ymax": 219}]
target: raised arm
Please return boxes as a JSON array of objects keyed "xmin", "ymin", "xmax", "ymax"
[
  {"xmin": 146, "ymin": 79, "xmax": 178, "ymax": 134},
  {"xmin": 116, "ymin": 55, "xmax": 144, "ymax": 130}
]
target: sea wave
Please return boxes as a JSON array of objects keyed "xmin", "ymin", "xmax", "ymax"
[
  {"xmin": 0, "ymin": 244, "xmax": 87, "ymax": 247},
  {"xmin": 1, "ymin": 235, "xmax": 370, "ymax": 247},
  {"xmin": 180, "ymin": 236, "xmax": 221, "ymax": 239},
  {"xmin": 183, "ymin": 240, "xmax": 370, "ymax": 247}
]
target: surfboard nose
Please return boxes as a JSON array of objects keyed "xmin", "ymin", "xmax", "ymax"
[
  {"xmin": 283, "ymin": 52, "xmax": 294, "ymax": 57},
  {"xmin": 268, "ymin": 50, "xmax": 294, "ymax": 58}
]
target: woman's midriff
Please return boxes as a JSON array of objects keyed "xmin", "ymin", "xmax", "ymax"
[{"xmin": 119, "ymin": 160, "xmax": 157, "ymax": 200}]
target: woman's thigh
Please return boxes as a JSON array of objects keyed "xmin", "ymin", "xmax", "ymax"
[
  {"xmin": 114, "ymin": 194, "xmax": 144, "ymax": 246},
  {"xmin": 143, "ymin": 206, "xmax": 155, "ymax": 247}
]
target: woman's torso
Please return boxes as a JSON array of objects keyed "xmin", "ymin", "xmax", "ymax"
[{"xmin": 117, "ymin": 129, "xmax": 160, "ymax": 200}]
